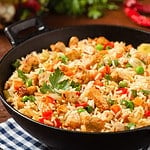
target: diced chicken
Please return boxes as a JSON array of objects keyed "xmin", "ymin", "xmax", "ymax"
[
  {"xmin": 69, "ymin": 36, "xmax": 79, "ymax": 47},
  {"xmin": 19, "ymin": 54, "xmax": 39, "ymax": 73},
  {"xmin": 50, "ymin": 42, "xmax": 66, "ymax": 52},
  {"xmin": 64, "ymin": 110, "xmax": 81, "ymax": 129},
  {"xmin": 65, "ymin": 49, "xmax": 81, "ymax": 60},
  {"xmin": 87, "ymin": 87, "xmax": 109, "ymax": 111},
  {"xmin": 111, "ymin": 68, "xmax": 135, "ymax": 82},
  {"xmin": 61, "ymin": 90, "xmax": 79, "ymax": 103},
  {"xmin": 57, "ymin": 104, "xmax": 68, "ymax": 114},
  {"xmin": 128, "ymin": 106, "xmax": 144, "ymax": 123},
  {"xmin": 27, "ymin": 86, "xmax": 37, "ymax": 95},
  {"xmin": 84, "ymin": 116, "xmax": 104, "ymax": 132}
]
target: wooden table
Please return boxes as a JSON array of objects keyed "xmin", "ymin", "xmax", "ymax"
[{"xmin": 0, "ymin": 2, "xmax": 150, "ymax": 123}]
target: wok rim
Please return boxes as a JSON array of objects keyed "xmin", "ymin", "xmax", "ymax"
[{"xmin": 0, "ymin": 24, "xmax": 150, "ymax": 136}]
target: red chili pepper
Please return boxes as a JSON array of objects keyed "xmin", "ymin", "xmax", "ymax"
[
  {"xmin": 75, "ymin": 102, "xmax": 88, "ymax": 107},
  {"xmin": 117, "ymin": 88, "xmax": 128, "ymax": 95},
  {"xmin": 124, "ymin": 0, "xmax": 137, "ymax": 8},
  {"xmin": 124, "ymin": 7, "xmax": 150, "ymax": 27},
  {"xmin": 124, "ymin": 0, "xmax": 150, "ymax": 27},
  {"xmin": 23, "ymin": 0, "xmax": 41, "ymax": 12},
  {"xmin": 124, "ymin": 0, "xmax": 150, "ymax": 14},
  {"xmin": 144, "ymin": 110, "xmax": 150, "ymax": 117}
]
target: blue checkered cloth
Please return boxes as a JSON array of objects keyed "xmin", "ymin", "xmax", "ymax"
[{"xmin": 0, "ymin": 118, "xmax": 49, "ymax": 150}]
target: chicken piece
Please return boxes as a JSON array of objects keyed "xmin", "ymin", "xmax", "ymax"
[
  {"xmin": 50, "ymin": 42, "xmax": 66, "ymax": 52},
  {"xmin": 111, "ymin": 68, "xmax": 135, "ymax": 82},
  {"xmin": 128, "ymin": 106, "xmax": 144, "ymax": 123},
  {"xmin": 65, "ymin": 49, "xmax": 81, "ymax": 60},
  {"xmin": 57, "ymin": 104, "xmax": 68, "ymax": 114},
  {"xmin": 95, "ymin": 36, "xmax": 109, "ymax": 45},
  {"xmin": 19, "ymin": 54, "xmax": 39, "ymax": 73},
  {"xmin": 87, "ymin": 87, "xmax": 109, "ymax": 111},
  {"xmin": 61, "ymin": 90, "xmax": 79, "ymax": 103},
  {"xmin": 64, "ymin": 110, "xmax": 81, "ymax": 129},
  {"xmin": 31, "ymin": 74, "xmax": 39, "ymax": 86},
  {"xmin": 82, "ymin": 52, "xmax": 103, "ymax": 69},
  {"xmin": 69, "ymin": 36, "xmax": 79, "ymax": 47},
  {"xmin": 84, "ymin": 116, "xmax": 104, "ymax": 132},
  {"xmin": 16, "ymin": 86, "xmax": 27, "ymax": 96},
  {"xmin": 27, "ymin": 86, "xmax": 37, "ymax": 95}
]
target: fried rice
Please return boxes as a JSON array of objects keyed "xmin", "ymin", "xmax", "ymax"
[{"xmin": 3, "ymin": 36, "xmax": 150, "ymax": 132}]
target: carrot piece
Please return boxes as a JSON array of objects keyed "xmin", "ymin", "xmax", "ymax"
[
  {"xmin": 64, "ymin": 70, "xmax": 74, "ymax": 76},
  {"xmin": 14, "ymin": 80, "xmax": 24, "ymax": 90},
  {"xmin": 94, "ymin": 80, "xmax": 104, "ymax": 86},
  {"xmin": 110, "ymin": 104, "xmax": 121, "ymax": 114},
  {"xmin": 133, "ymin": 97, "xmax": 144, "ymax": 106},
  {"xmin": 116, "ymin": 52, "xmax": 123, "ymax": 58}
]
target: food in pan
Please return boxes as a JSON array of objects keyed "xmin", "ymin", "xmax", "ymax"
[{"xmin": 3, "ymin": 36, "xmax": 150, "ymax": 132}]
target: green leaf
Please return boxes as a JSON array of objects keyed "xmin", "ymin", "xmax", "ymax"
[
  {"xmin": 49, "ymin": 68, "xmax": 64, "ymax": 89},
  {"xmin": 49, "ymin": 68, "xmax": 71, "ymax": 92},
  {"xmin": 70, "ymin": 81, "xmax": 81, "ymax": 91},
  {"xmin": 56, "ymin": 79, "xmax": 70, "ymax": 90},
  {"xmin": 40, "ymin": 82, "xmax": 53, "ymax": 94},
  {"xmin": 88, "ymin": 8, "xmax": 103, "ymax": 19}
]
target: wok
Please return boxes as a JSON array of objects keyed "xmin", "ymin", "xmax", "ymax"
[{"xmin": 0, "ymin": 17, "xmax": 150, "ymax": 150}]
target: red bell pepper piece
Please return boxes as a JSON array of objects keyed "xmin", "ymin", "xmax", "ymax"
[
  {"xmin": 144, "ymin": 110, "xmax": 150, "ymax": 117},
  {"xmin": 53, "ymin": 118, "xmax": 62, "ymax": 128},
  {"xmin": 75, "ymin": 102, "xmax": 88, "ymax": 107},
  {"xmin": 104, "ymin": 42, "xmax": 114, "ymax": 49},
  {"xmin": 42, "ymin": 110, "xmax": 53, "ymax": 120},
  {"xmin": 116, "ymin": 88, "xmax": 128, "ymax": 95}
]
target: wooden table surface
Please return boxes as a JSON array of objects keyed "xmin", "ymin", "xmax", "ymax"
[{"xmin": 0, "ymin": 2, "xmax": 150, "ymax": 123}]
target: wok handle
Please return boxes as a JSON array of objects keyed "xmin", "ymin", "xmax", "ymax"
[{"xmin": 4, "ymin": 17, "xmax": 49, "ymax": 46}]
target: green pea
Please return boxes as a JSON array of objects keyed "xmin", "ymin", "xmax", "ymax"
[
  {"xmin": 135, "ymin": 66, "xmax": 144, "ymax": 74},
  {"xmin": 96, "ymin": 44, "xmax": 104, "ymax": 51},
  {"xmin": 119, "ymin": 80, "xmax": 128, "ymax": 88},
  {"xmin": 77, "ymin": 108, "xmax": 86, "ymax": 113}
]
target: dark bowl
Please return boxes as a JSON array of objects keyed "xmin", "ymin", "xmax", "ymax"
[{"xmin": 0, "ymin": 22, "xmax": 150, "ymax": 150}]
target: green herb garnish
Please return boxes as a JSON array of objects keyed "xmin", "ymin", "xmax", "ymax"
[{"xmin": 40, "ymin": 68, "xmax": 80, "ymax": 94}]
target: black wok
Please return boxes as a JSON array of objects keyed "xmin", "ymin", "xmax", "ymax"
[{"xmin": 0, "ymin": 17, "xmax": 150, "ymax": 150}]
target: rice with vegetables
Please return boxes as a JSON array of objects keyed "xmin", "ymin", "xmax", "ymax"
[{"xmin": 4, "ymin": 36, "xmax": 150, "ymax": 132}]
